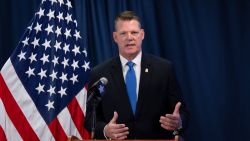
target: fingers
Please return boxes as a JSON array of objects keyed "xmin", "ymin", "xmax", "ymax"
[
  {"xmin": 106, "ymin": 124, "xmax": 129, "ymax": 140},
  {"xmin": 160, "ymin": 115, "xmax": 179, "ymax": 125},
  {"xmin": 159, "ymin": 102, "xmax": 182, "ymax": 131},
  {"xmin": 173, "ymin": 102, "xmax": 181, "ymax": 116},
  {"xmin": 110, "ymin": 111, "xmax": 118, "ymax": 124},
  {"xmin": 160, "ymin": 122, "xmax": 176, "ymax": 131},
  {"xmin": 110, "ymin": 127, "xmax": 129, "ymax": 140},
  {"xmin": 108, "ymin": 123, "xmax": 126, "ymax": 132},
  {"xmin": 160, "ymin": 116, "xmax": 179, "ymax": 130},
  {"xmin": 105, "ymin": 111, "xmax": 129, "ymax": 140}
]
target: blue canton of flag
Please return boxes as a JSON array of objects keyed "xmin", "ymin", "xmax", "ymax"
[{"xmin": 11, "ymin": 0, "xmax": 90, "ymax": 124}]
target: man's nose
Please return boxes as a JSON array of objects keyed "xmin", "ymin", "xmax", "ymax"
[{"xmin": 126, "ymin": 33, "xmax": 133, "ymax": 40}]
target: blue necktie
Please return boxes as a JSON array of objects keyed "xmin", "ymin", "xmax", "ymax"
[{"xmin": 125, "ymin": 61, "xmax": 137, "ymax": 115}]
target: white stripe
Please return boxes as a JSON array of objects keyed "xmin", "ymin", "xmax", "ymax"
[
  {"xmin": 58, "ymin": 88, "xmax": 88, "ymax": 140},
  {"xmin": 75, "ymin": 87, "xmax": 88, "ymax": 116},
  {"xmin": 58, "ymin": 108, "xmax": 81, "ymax": 140},
  {"xmin": 0, "ymin": 99, "xmax": 23, "ymax": 141},
  {"xmin": 1, "ymin": 59, "xmax": 55, "ymax": 141},
  {"xmin": 57, "ymin": 88, "xmax": 88, "ymax": 140}
]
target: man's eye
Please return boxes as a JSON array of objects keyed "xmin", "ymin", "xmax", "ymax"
[
  {"xmin": 132, "ymin": 32, "xmax": 139, "ymax": 35},
  {"xmin": 120, "ymin": 32, "xmax": 126, "ymax": 35}
]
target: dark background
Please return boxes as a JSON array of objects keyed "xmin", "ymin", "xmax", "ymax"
[{"xmin": 1, "ymin": 0, "xmax": 250, "ymax": 141}]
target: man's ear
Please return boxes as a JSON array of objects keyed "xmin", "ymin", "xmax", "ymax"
[
  {"xmin": 141, "ymin": 29, "xmax": 145, "ymax": 40},
  {"xmin": 113, "ymin": 32, "xmax": 117, "ymax": 43}
]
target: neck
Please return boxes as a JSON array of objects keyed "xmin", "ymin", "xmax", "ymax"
[{"xmin": 121, "ymin": 52, "xmax": 141, "ymax": 61}]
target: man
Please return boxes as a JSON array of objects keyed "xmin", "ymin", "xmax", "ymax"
[{"xmin": 85, "ymin": 11, "xmax": 188, "ymax": 140}]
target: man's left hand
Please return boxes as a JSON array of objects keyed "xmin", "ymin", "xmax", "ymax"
[{"xmin": 159, "ymin": 102, "xmax": 182, "ymax": 131}]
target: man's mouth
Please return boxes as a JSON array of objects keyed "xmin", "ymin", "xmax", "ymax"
[{"xmin": 126, "ymin": 43, "xmax": 136, "ymax": 47}]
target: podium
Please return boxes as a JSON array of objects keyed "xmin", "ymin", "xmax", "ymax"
[{"xmin": 67, "ymin": 136, "xmax": 182, "ymax": 141}]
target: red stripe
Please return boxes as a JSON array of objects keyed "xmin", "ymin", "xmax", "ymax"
[
  {"xmin": 67, "ymin": 97, "xmax": 90, "ymax": 139},
  {"xmin": 0, "ymin": 74, "xmax": 40, "ymax": 141},
  {"xmin": 0, "ymin": 125, "xmax": 7, "ymax": 141},
  {"xmin": 48, "ymin": 118, "xmax": 67, "ymax": 141}
]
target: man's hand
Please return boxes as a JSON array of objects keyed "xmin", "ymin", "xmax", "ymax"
[
  {"xmin": 159, "ymin": 102, "xmax": 182, "ymax": 131},
  {"xmin": 104, "ymin": 111, "xmax": 129, "ymax": 140}
]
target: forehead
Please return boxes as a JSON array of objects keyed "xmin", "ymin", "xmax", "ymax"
[{"xmin": 115, "ymin": 20, "xmax": 141, "ymax": 31}]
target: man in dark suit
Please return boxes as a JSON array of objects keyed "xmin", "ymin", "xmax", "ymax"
[{"xmin": 85, "ymin": 11, "xmax": 188, "ymax": 140}]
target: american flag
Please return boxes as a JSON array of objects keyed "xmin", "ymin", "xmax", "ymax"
[{"xmin": 0, "ymin": 0, "xmax": 90, "ymax": 140}]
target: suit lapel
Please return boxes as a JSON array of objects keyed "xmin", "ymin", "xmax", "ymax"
[{"xmin": 136, "ymin": 54, "xmax": 152, "ymax": 116}]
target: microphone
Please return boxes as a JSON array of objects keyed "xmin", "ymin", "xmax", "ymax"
[{"xmin": 87, "ymin": 77, "xmax": 108, "ymax": 103}]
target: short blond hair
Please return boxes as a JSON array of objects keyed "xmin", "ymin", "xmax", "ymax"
[{"xmin": 114, "ymin": 11, "xmax": 141, "ymax": 30}]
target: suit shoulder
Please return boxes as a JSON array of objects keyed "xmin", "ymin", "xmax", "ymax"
[{"xmin": 145, "ymin": 54, "xmax": 173, "ymax": 66}]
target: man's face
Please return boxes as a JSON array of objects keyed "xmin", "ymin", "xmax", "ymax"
[{"xmin": 113, "ymin": 19, "xmax": 144, "ymax": 60}]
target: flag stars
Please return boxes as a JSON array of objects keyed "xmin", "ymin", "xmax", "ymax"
[
  {"xmin": 18, "ymin": 51, "xmax": 26, "ymax": 61},
  {"xmin": 40, "ymin": 54, "xmax": 49, "ymax": 64},
  {"xmin": 42, "ymin": 39, "xmax": 51, "ymax": 50},
  {"xmin": 58, "ymin": 86, "xmax": 67, "ymax": 98},
  {"xmin": 49, "ymin": 70, "xmax": 58, "ymax": 81},
  {"xmin": 11, "ymin": 0, "xmax": 91, "ymax": 115},
  {"xmin": 47, "ymin": 9, "xmax": 55, "ymax": 21},
  {"xmin": 74, "ymin": 20, "xmax": 78, "ymax": 27},
  {"xmin": 29, "ymin": 53, "xmax": 37, "ymax": 63},
  {"xmin": 82, "ymin": 61, "xmax": 90, "ymax": 71},
  {"xmin": 70, "ymin": 73, "xmax": 78, "ymax": 84},
  {"xmin": 54, "ymin": 41, "xmax": 62, "ymax": 51},
  {"xmin": 65, "ymin": 13, "xmax": 72, "ymax": 23},
  {"xmin": 61, "ymin": 57, "xmax": 69, "ymax": 68},
  {"xmin": 83, "ymin": 49, "xmax": 88, "ymax": 57},
  {"xmin": 74, "ymin": 30, "xmax": 81, "ymax": 41},
  {"xmin": 27, "ymin": 24, "xmax": 33, "ymax": 31},
  {"xmin": 52, "ymin": 56, "xmax": 59, "ymax": 66},
  {"xmin": 45, "ymin": 24, "xmax": 54, "ymax": 35},
  {"xmin": 36, "ymin": 8, "xmax": 44, "ymax": 19},
  {"xmin": 56, "ymin": 12, "xmax": 64, "ymax": 23},
  {"xmin": 66, "ymin": 0, "xmax": 73, "ymax": 10},
  {"xmin": 47, "ymin": 85, "xmax": 56, "ymax": 96},
  {"xmin": 31, "ymin": 38, "xmax": 40, "ymax": 48},
  {"xmin": 59, "ymin": 72, "xmax": 68, "ymax": 83},
  {"xmin": 34, "ymin": 23, "xmax": 42, "ymax": 34},
  {"xmin": 22, "ymin": 37, "xmax": 29, "ymax": 47},
  {"xmin": 71, "ymin": 60, "xmax": 79, "ymax": 70},
  {"xmin": 64, "ymin": 28, "xmax": 71, "ymax": 39},
  {"xmin": 58, "ymin": 0, "xmax": 64, "ymax": 6},
  {"xmin": 45, "ymin": 100, "xmax": 55, "ymax": 111},
  {"xmin": 63, "ymin": 43, "xmax": 70, "ymax": 54},
  {"xmin": 72, "ymin": 45, "xmax": 80, "ymax": 56},
  {"xmin": 55, "ymin": 26, "xmax": 62, "ymax": 37},
  {"xmin": 38, "ymin": 68, "xmax": 47, "ymax": 80},
  {"xmin": 36, "ymin": 83, "xmax": 45, "ymax": 94},
  {"xmin": 25, "ymin": 67, "xmax": 35, "ymax": 77}
]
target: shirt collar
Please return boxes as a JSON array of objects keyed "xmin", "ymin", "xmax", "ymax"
[{"xmin": 120, "ymin": 51, "xmax": 142, "ymax": 68}]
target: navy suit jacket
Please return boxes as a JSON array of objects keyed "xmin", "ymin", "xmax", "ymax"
[{"xmin": 85, "ymin": 54, "xmax": 188, "ymax": 139}]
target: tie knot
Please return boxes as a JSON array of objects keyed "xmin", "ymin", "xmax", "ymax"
[{"xmin": 127, "ymin": 61, "xmax": 135, "ymax": 68}]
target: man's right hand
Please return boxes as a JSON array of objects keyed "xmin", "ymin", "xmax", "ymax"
[{"xmin": 104, "ymin": 111, "xmax": 129, "ymax": 140}]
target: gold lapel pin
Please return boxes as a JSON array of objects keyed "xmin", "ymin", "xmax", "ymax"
[{"xmin": 145, "ymin": 68, "xmax": 149, "ymax": 73}]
